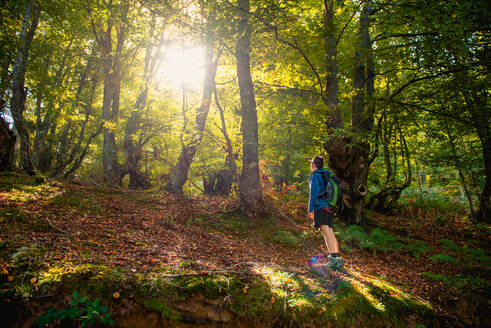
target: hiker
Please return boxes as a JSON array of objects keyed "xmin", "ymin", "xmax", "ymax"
[{"xmin": 308, "ymin": 156, "xmax": 343, "ymax": 270}]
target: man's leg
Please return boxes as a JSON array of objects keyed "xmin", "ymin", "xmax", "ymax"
[{"xmin": 319, "ymin": 225, "xmax": 339, "ymax": 254}]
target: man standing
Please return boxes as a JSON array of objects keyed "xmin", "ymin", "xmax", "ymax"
[{"xmin": 309, "ymin": 156, "xmax": 343, "ymax": 270}]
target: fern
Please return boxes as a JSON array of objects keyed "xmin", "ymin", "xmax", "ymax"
[
  {"xmin": 429, "ymin": 253, "xmax": 458, "ymax": 264},
  {"xmin": 407, "ymin": 240, "xmax": 432, "ymax": 258},
  {"xmin": 368, "ymin": 228, "xmax": 405, "ymax": 252},
  {"xmin": 344, "ymin": 225, "xmax": 368, "ymax": 243},
  {"xmin": 440, "ymin": 238, "xmax": 458, "ymax": 252}
]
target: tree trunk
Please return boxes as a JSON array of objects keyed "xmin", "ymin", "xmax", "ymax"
[
  {"xmin": 52, "ymin": 60, "xmax": 92, "ymax": 177},
  {"xmin": 444, "ymin": 119, "xmax": 476, "ymax": 218},
  {"xmin": 458, "ymin": 72, "xmax": 490, "ymax": 222},
  {"xmin": 324, "ymin": 2, "xmax": 373, "ymax": 224},
  {"xmin": 0, "ymin": 115, "xmax": 16, "ymax": 171},
  {"xmin": 368, "ymin": 121, "xmax": 411, "ymax": 214},
  {"xmin": 122, "ymin": 22, "xmax": 160, "ymax": 190},
  {"xmin": 236, "ymin": 0, "xmax": 262, "ymax": 210},
  {"xmin": 9, "ymin": 1, "xmax": 40, "ymax": 175},
  {"xmin": 33, "ymin": 39, "xmax": 73, "ymax": 172},
  {"xmin": 211, "ymin": 82, "xmax": 237, "ymax": 196},
  {"xmin": 323, "ymin": 0, "xmax": 341, "ymax": 130},
  {"xmin": 165, "ymin": 39, "xmax": 219, "ymax": 193},
  {"xmin": 478, "ymin": 133, "xmax": 491, "ymax": 222},
  {"xmin": 101, "ymin": 20, "xmax": 126, "ymax": 185}
]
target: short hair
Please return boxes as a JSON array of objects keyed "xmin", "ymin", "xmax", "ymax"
[{"xmin": 312, "ymin": 156, "xmax": 324, "ymax": 169}]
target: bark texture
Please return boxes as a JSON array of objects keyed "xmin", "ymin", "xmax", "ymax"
[
  {"xmin": 9, "ymin": 1, "xmax": 40, "ymax": 174},
  {"xmin": 236, "ymin": 0, "xmax": 262, "ymax": 210}
]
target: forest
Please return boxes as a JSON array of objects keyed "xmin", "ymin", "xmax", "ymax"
[{"xmin": 0, "ymin": 0, "xmax": 490, "ymax": 327}]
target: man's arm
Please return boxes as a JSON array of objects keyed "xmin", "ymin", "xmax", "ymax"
[{"xmin": 308, "ymin": 173, "xmax": 320, "ymax": 212}]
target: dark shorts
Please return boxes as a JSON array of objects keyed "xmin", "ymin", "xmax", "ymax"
[{"xmin": 314, "ymin": 209, "xmax": 333, "ymax": 228}]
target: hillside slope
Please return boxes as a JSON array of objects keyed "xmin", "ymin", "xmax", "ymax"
[{"xmin": 0, "ymin": 173, "xmax": 489, "ymax": 327}]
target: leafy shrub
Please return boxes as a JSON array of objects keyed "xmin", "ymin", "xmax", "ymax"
[
  {"xmin": 35, "ymin": 291, "xmax": 114, "ymax": 327},
  {"xmin": 429, "ymin": 254, "xmax": 458, "ymax": 264}
]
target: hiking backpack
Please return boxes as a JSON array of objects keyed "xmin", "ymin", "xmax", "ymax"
[{"xmin": 318, "ymin": 171, "xmax": 343, "ymax": 212}]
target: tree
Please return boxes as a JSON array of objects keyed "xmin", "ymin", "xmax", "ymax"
[
  {"xmin": 236, "ymin": 0, "xmax": 262, "ymax": 210},
  {"xmin": 165, "ymin": 2, "xmax": 222, "ymax": 193},
  {"xmin": 9, "ymin": 0, "xmax": 41, "ymax": 174}
]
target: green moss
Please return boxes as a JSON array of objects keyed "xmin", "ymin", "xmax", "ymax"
[
  {"xmin": 143, "ymin": 299, "xmax": 182, "ymax": 320},
  {"xmin": 33, "ymin": 171, "xmax": 46, "ymax": 184},
  {"xmin": 49, "ymin": 191, "xmax": 102, "ymax": 214},
  {"xmin": 229, "ymin": 278, "xmax": 275, "ymax": 318},
  {"xmin": 37, "ymin": 264, "xmax": 126, "ymax": 297},
  {"xmin": 271, "ymin": 230, "xmax": 302, "ymax": 246}
]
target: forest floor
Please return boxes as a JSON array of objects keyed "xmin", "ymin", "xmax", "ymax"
[{"xmin": 0, "ymin": 172, "xmax": 489, "ymax": 327}]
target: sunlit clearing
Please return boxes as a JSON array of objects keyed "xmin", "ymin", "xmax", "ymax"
[{"xmin": 157, "ymin": 45, "xmax": 204, "ymax": 89}]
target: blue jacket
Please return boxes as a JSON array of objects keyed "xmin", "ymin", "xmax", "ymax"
[{"xmin": 308, "ymin": 169, "xmax": 332, "ymax": 212}]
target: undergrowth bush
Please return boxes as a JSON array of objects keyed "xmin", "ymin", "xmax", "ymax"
[{"xmin": 400, "ymin": 185, "xmax": 466, "ymax": 213}]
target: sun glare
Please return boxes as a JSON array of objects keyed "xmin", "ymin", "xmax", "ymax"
[{"xmin": 157, "ymin": 45, "xmax": 204, "ymax": 89}]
